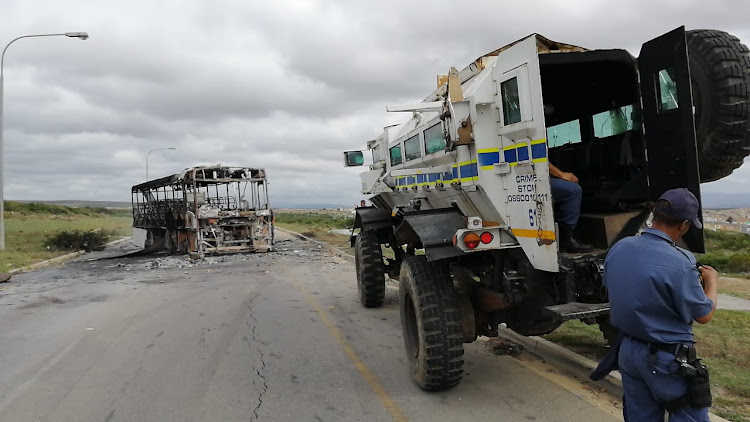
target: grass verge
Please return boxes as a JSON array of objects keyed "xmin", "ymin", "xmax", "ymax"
[
  {"xmin": 274, "ymin": 210, "xmax": 353, "ymax": 252},
  {"xmin": 543, "ymin": 311, "xmax": 750, "ymax": 422},
  {"xmin": 718, "ymin": 276, "xmax": 750, "ymax": 300},
  {"xmin": 1, "ymin": 211, "xmax": 132, "ymax": 273}
]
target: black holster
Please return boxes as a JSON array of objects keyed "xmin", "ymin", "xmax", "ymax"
[
  {"xmin": 685, "ymin": 360, "xmax": 712, "ymax": 409},
  {"xmin": 665, "ymin": 345, "xmax": 712, "ymax": 411}
]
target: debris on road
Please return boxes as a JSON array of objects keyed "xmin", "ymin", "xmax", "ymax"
[{"xmin": 488, "ymin": 338, "xmax": 525, "ymax": 357}]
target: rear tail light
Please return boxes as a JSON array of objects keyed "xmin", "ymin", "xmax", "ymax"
[
  {"xmin": 480, "ymin": 232, "xmax": 493, "ymax": 244},
  {"xmin": 462, "ymin": 232, "xmax": 480, "ymax": 249}
]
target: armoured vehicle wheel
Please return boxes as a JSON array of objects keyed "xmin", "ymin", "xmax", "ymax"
[
  {"xmin": 687, "ymin": 29, "xmax": 750, "ymax": 182},
  {"xmin": 354, "ymin": 231, "xmax": 386, "ymax": 307},
  {"xmin": 399, "ymin": 256, "xmax": 464, "ymax": 391}
]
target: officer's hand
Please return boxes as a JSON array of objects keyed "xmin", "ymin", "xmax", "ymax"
[
  {"xmin": 699, "ymin": 265, "xmax": 718, "ymax": 287},
  {"xmin": 561, "ymin": 172, "xmax": 579, "ymax": 183}
]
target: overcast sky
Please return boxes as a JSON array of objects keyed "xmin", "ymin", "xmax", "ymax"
[{"xmin": 2, "ymin": 0, "xmax": 749, "ymax": 207}]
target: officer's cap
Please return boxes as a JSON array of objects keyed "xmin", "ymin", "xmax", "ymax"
[{"xmin": 655, "ymin": 188, "xmax": 702, "ymax": 229}]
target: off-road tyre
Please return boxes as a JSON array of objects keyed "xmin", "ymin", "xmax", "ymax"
[
  {"xmin": 686, "ymin": 29, "xmax": 750, "ymax": 182},
  {"xmin": 596, "ymin": 315, "xmax": 619, "ymax": 347},
  {"xmin": 354, "ymin": 231, "xmax": 386, "ymax": 307},
  {"xmin": 399, "ymin": 256, "xmax": 464, "ymax": 391}
]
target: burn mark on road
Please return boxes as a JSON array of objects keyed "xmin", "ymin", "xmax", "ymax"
[
  {"xmin": 18, "ymin": 295, "xmax": 64, "ymax": 309},
  {"xmin": 104, "ymin": 409, "xmax": 116, "ymax": 422}
]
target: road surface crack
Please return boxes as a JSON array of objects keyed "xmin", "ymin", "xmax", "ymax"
[{"xmin": 247, "ymin": 309, "xmax": 267, "ymax": 421}]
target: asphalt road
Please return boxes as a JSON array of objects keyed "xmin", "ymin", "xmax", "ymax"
[{"xmin": 0, "ymin": 232, "xmax": 622, "ymax": 421}]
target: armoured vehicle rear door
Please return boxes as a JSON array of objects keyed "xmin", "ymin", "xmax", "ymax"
[
  {"xmin": 638, "ymin": 26, "xmax": 704, "ymax": 252},
  {"xmin": 488, "ymin": 35, "xmax": 557, "ymax": 271}
]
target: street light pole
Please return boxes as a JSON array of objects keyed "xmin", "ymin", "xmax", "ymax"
[
  {"xmin": 146, "ymin": 147, "xmax": 177, "ymax": 181},
  {"xmin": 0, "ymin": 32, "xmax": 89, "ymax": 251}
]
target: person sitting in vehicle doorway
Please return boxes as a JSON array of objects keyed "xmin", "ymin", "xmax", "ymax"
[{"xmin": 549, "ymin": 163, "xmax": 593, "ymax": 253}]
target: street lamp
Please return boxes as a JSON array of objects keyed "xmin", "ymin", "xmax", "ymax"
[
  {"xmin": 146, "ymin": 147, "xmax": 177, "ymax": 181},
  {"xmin": 0, "ymin": 31, "xmax": 89, "ymax": 251}
]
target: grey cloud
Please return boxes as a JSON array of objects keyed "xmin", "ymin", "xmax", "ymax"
[{"xmin": 2, "ymin": 0, "xmax": 750, "ymax": 207}]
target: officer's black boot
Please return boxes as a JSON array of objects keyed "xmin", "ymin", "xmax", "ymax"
[{"xmin": 559, "ymin": 224, "xmax": 594, "ymax": 253}]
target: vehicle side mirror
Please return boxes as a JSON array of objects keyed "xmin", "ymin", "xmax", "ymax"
[{"xmin": 343, "ymin": 151, "xmax": 365, "ymax": 167}]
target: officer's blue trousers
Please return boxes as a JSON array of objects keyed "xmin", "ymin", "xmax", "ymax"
[
  {"xmin": 549, "ymin": 178, "xmax": 581, "ymax": 226},
  {"xmin": 618, "ymin": 336, "xmax": 709, "ymax": 421}
]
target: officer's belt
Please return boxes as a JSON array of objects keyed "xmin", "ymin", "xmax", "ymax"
[{"xmin": 626, "ymin": 335, "xmax": 690, "ymax": 358}]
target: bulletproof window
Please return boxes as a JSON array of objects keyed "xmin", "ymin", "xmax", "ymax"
[
  {"xmin": 345, "ymin": 151, "xmax": 364, "ymax": 166},
  {"xmin": 404, "ymin": 135, "xmax": 422, "ymax": 161},
  {"xmin": 424, "ymin": 122, "xmax": 445, "ymax": 154},
  {"xmin": 501, "ymin": 77, "xmax": 522, "ymax": 125},
  {"xmin": 372, "ymin": 145, "xmax": 383, "ymax": 163},
  {"xmin": 390, "ymin": 144, "xmax": 403, "ymax": 166},
  {"xmin": 656, "ymin": 68, "xmax": 678, "ymax": 112},
  {"xmin": 593, "ymin": 105, "xmax": 636, "ymax": 138},
  {"xmin": 546, "ymin": 119, "xmax": 581, "ymax": 148}
]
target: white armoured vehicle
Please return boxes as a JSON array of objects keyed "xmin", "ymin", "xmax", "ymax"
[{"xmin": 344, "ymin": 27, "xmax": 750, "ymax": 391}]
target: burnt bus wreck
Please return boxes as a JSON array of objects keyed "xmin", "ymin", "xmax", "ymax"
[{"xmin": 131, "ymin": 166, "xmax": 273, "ymax": 257}]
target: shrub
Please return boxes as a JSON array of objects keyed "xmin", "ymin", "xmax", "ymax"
[
  {"xmin": 699, "ymin": 230, "xmax": 750, "ymax": 273},
  {"xmin": 705, "ymin": 230, "xmax": 750, "ymax": 251},
  {"xmin": 44, "ymin": 229, "xmax": 114, "ymax": 252}
]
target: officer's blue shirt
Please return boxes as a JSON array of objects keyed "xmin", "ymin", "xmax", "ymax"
[{"xmin": 604, "ymin": 228, "xmax": 714, "ymax": 344}]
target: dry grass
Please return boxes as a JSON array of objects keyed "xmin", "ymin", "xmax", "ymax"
[
  {"xmin": 718, "ymin": 276, "xmax": 750, "ymax": 300},
  {"xmin": 693, "ymin": 310, "xmax": 750, "ymax": 421},
  {"xmin": 276, "ymin": 223, "xmax": 352, "ymax": 252},
  {"xmin": 273, "ymin": 209, "xmax": 354, "ymax": 253}
]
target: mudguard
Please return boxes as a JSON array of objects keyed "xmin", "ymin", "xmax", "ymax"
[
  {"xmin": 352, "ymin": 207, "xmax": 395, "ymax": 247},
  {"xmin": 396, "ymin": 209, "xmax": 467, "ymax": 261},
  {"xmin": 354, "ymin": 207, "xmax": 394, "ymax": 232}
]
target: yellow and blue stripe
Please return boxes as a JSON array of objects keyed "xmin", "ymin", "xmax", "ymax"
[
  {"xmin": 442, "ymin": 165, "xmax": 458, "ymax": 184},
  {"xmin": 394, "ymin": 159, "xmax": 490, "ymax": 189},
  {"xmin": 502, "ymin": 139, "xmax": 548, "ymax": 167},
  {"xmin": 530, "ymin": 138, "xmax": 548, "ymax": 163},
  {"xmin": 459, "ymin": 160, "xmax": 479, "ymax": 183},
  {"xmin": 477, "ymin": 140, "xmax": 547, "ymax": 171},
  {"xmin": 478, "ymin": 148, "xmax": 501, "ymax": 170}
]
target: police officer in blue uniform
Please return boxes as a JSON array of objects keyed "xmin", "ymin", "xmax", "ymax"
[
  {"xmin": 549, "ymin": 163, "xmax": 593, "ymax": 253},
  {"xmin": 604, "ymin": 188, "xmax": 718, "ymax": 421}
]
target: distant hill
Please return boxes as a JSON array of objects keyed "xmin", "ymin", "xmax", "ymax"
[
  {"xmin": 12, "ymin": 200, "xmax": 131, "ymax": 209},
  {"xmin": 701, "ymin": 192, "xmax": 750, "ymax": 209},
  {"xmin": 272, "ymin": 201, "xmax": 349, "ymax": 209},
  {"xmin": 9, "ymin": 199, "xmax": 349, "ymax": 210}
]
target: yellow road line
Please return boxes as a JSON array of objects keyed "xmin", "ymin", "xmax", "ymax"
[{"xmin": 284, "ymin": 268, "xmax": 408, "ymax": 422}]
